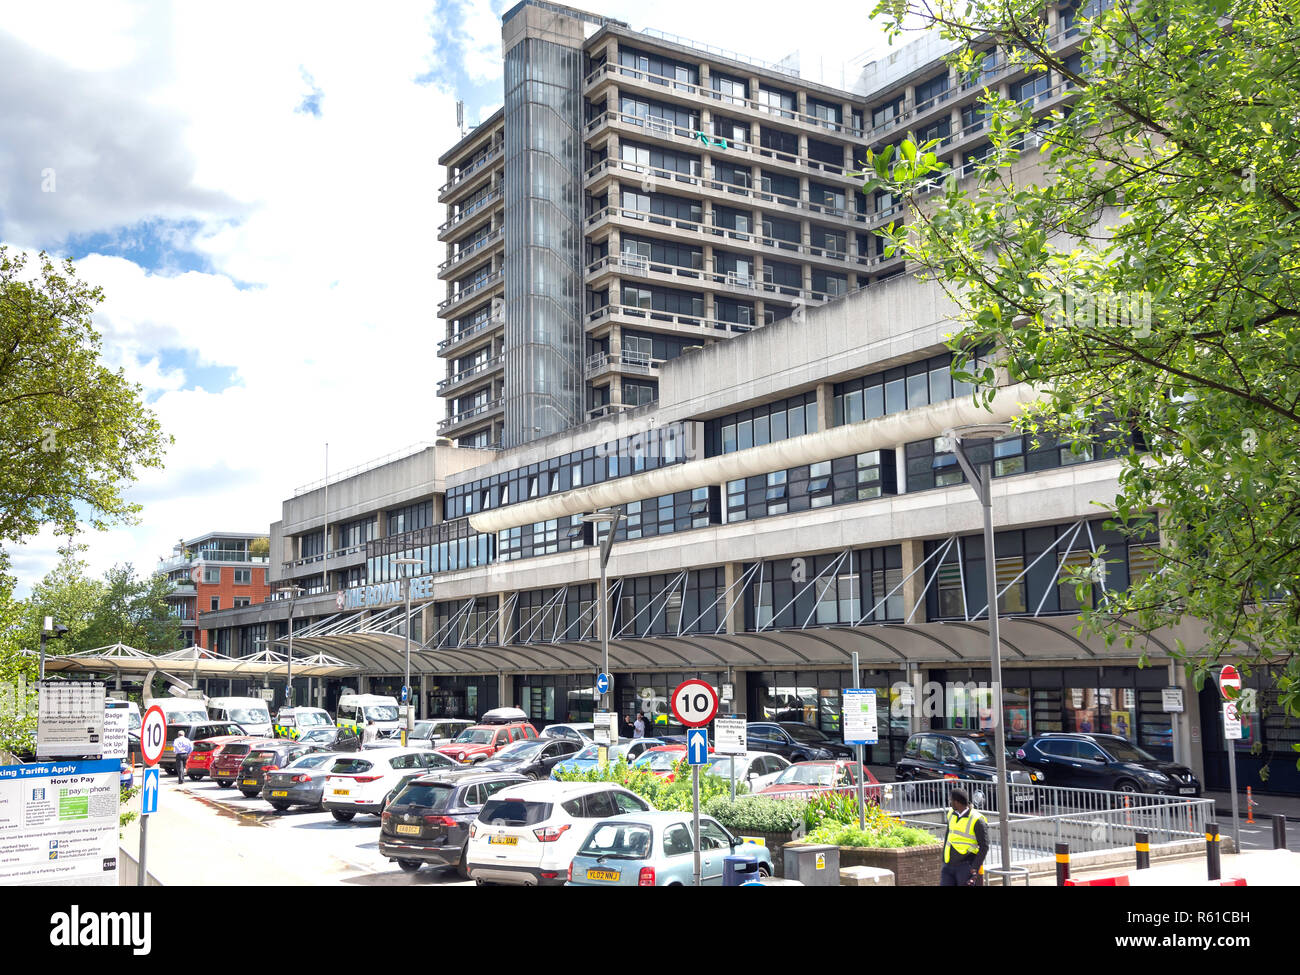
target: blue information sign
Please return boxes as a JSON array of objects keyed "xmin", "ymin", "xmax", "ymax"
[
  {"xmin": 142, "ymin": 766, "xmax": 160, "ymax": 816},
  {"xmin": 687, "ymin": 728, "xmax": 710, "ymax": 766}
]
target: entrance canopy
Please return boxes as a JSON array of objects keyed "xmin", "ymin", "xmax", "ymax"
[
  {"xmin": 277, "ymin": 616, "xmax": 1212, "ymax": 677},
  {"xmin": 35, "ymin": 643, "xmax": 358, "ymax": 681}
]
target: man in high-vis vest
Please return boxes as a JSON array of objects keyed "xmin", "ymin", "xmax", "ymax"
[{"xmin": 940, "ymin": 788, "xmax": 989, "ymax": 886}]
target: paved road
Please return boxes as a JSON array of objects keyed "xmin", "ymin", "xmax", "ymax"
[{"xmin": 122, "ymin": 771, "xmax": 471, "ymax": 886}]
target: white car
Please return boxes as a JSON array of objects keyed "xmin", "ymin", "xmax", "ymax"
[
  {"xmin": 321, "ymin": 748, "xmax": 458, "ymax": 822},
  {"xmin": 704, "ymin": 751, "xmax": 791, "ymax": 792},
  {"xmin": 540, "ymin": 722, "xmax": 596, "ymax": 743},
  {"xmin": 466, "ymin": 781, "xmax": 653, "ymax": 886}
]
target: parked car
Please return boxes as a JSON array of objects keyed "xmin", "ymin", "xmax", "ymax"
[
  {"xmin": 185, "ymin": 734, "xmax": 247, "ymax": 781},
  {"xmin": 744, "ymin": 722, "xmax": 855, "ymax": 762},
  {"xmin": 758, "ymin": 760, "xmax": 880, "ymax": 798},
  {"xmin": 436, "ymin": 719, "xmax": 539, "ymax": 765},
  {"xmin": 262, "ymin": 751, "xmax": 346, "ymax": 811},
  {"xmin": 540, "ymin": 722, "xmax": 596, "ymax": 743},
  {"xmin": 377, "ymin": 718, "xmax": 474, "ymax": 746},
  {"xmin": 895, "ymin": 729, "xmax": 1041, "ymax": 808},
  {"xmin": 379, "ymin": 771, "xmax": 529, "ymax": 875},
  {"xmin": 210, "ymin": 738, "xmax": 278, "ymax": 787},
  {"xmin": 208, "ymin": 697, "xmax": 273, "ymax": 736},
  {"xmin": 477, "ymin": 737, "xmax": 585, "ymax": 779},
  {"xmin": 273, "ymin": 706, "xmax": 333, "ymax": 739},
  {"xmin": 164, "ymin": 721, "xmax": 242, "ymax": 765},
  {"xmin": 466, "ymin": 780, "xmax": 653, "ymax": 886},
  {"xmin": 703, "ymin": 751, "xmax": 791, "ymax": 792},
  {"xmin": 566, "ymin": 812, "xmax": 774, "ymax": 886},
  {"xmin": 322, "ymin": 748, "xmax": 459, "ymax": 821},
  {"xmin": 295, "ymin": 727, "xmax": 344, "ymax": 749},
  {"xmin": 550, "ymin": 738, "xmax": 666, "ymax": 777},
  {"xmin": 1016, "ymin": 733, "xmax": 1201, "ymax": 796},
  {"xmin": 630, "ymin": 745, "xmax": 712, "ymax": 781},
  {"xmin": 236, "ymin": 741, "xmax": 322, "ymax": 797}
]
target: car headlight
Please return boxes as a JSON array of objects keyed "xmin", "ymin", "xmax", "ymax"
[
  {"xmin": 458, "ymin": 753, "xmax": 467, "ymax": 762},
  {"xmin": 1144, "ymin": 770, "xmax": 1170, "ymax": 782}
]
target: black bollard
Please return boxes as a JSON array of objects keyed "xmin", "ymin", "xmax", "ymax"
[
  {"xmin": 1135, "ymin": 830, "xmax": 1150, "ymax": 870},
  {"xmin": 1205, "ymin": 820, "xmax": 1222, "ymax": 881},
  {"xmin": 1273, "ymin": 814, "xmax": 1287, "ymax": 850},
  {"xmin": 1055, "ymin": 842, "xmax": 1070, "ymax": 886}
]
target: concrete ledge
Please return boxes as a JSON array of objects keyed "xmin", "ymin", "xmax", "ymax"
[
  {"xmin": 840, "ymin": 865, "xmax": 896, "ymax": 886},
  {"xmin": 117, "ymin": 847, "xmax": 164, "ymax": 887}
]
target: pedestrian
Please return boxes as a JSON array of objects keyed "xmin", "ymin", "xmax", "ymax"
[
  {"xmin": 173, "ymin": 730, "xmax": 194, "ymax": 784},
  {"xmin": 939, "ymin": 788, "xmax": 988, "ymax": 886},
  {"xmin": 362, "ymin": 719, "xmax": 379, "ymax": 747},
  {"xmin": 633, "ymin": 712, "xmax": 646, "ymax": 739}
]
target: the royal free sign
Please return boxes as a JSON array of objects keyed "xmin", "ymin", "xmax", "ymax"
[{"xmin": 670, "ymin": 679, "xmax": 719, "ymax": 728}]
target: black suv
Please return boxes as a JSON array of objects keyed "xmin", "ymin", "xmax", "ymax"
[
  {"xmin": 896, "ymin": 730, "xmax": 1042, "ymax": 805},
  {"xmin": 1016, "ymin": 733, "xmax": 1200, "ymax": 796},
  {"xmin": 745, "ymin": 722, "xmax": 856, "ymax": 762},
  {"xmin": 379, "ymin": 771, "xmax": 528, "ymax": 875}
]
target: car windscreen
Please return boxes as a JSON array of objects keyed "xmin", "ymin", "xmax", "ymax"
[
  {"xmin": 296, "ymin": 712, "xmax": 331, "ymax": 727},
  {"xmin": 223, "ymin": 745, "xmax": 251, "ymax": 757},
  {"xmin": 330, "ymin": 758, "xmax": 374, "ymax": 774},
  {"xmin": 169, "ymin": 709, "xmax": 209, "ymax": 724},
  {"xmin": 783, "ymin": 724, "xmax": 827, "ymax": 743},
  {"xmin": 364, "ymin": 706, "xmax": 399, "ymax": 721},
  {"xmin": 705, "ymin": 757, "xmax": 744, "ymax": 778},
  {"xmin": 412, "ymin": 722, "xmax": 435, "ymax": 736},
  {"xmin": 288, "ymin": 752, "xmax": 334, "ymax": 769},
  {"xmin": 453, "ymin": 728, "xmax": 496, "ymax": 744},
  {"xmin": 1103, "ymin": 740, "xmax": 1158, "ymax": 763},
  {"xmin": 192, "ymin": 741, "xmax": 218, "ymax": 753},
  {"xmin": 392, "ymin": 782, "xmax": 455, "ymax": 810},
  {"xmin": 245, "ymin": 751, "xmax": 279, "ymax": 764},
  {"xmin": 578, "ymin": 822, "xmax": 654, "ymax": 859},
  {"xmin": 479, "ymin": 798, "xmax": 552, "ymax": 826},
  {"xmin": 299, "ymin": 729, "xmax": 335, "ymax": 742},
  {"xmin": 958, "ymin": 738, "xmax": 994, "ymax": 763},
  {"xmin": 772, "ymin": 764, "xmax": 833, "ymax": 786},
  {"xmin": 633, "ymin": 751, "xmax": 681, "ymax": 771},
  {"xmin": 230, "ymin": 708, "xmax": 269, "ymax": 724},
  {"xmin": 494, "ymin": 740, "xmax": 545, "ymax": 761}
]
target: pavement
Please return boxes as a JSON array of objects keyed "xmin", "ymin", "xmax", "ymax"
[{"xmin": 1040, "ymin": 849, "xmax": 1300, "ymax": 886}]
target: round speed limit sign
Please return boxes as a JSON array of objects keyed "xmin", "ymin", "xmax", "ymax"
[
  {"xmin": 140, "ymin": 705, "xmax": 168, "ymax": 766},
  {"xmin": 670, "ymin": 679, "xmax": 719, "ymax": 728}
]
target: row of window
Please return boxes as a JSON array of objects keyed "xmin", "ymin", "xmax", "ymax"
[
  {"xmin": 726, "ymin": 452, "xmax": 895, "ymax": 521},
  {"xmin": 706, "ymin": 392, "xmax": 818, "ymax": 455}
]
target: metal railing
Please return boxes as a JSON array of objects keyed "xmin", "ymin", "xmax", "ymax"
[
  {"xmin": 438, "ymin": 314, "xmax": 500, "ymax": 353},
  {"xmin": 292, "ymin": 442, "xmax": 434, "ymax": 496},
  {"xmin": 437, "ymin": 142, "xmax": 503, "ymax": 198},
  {"xmin": 439, "ymin": 268, "xmax": 504, "ymax": 313}
]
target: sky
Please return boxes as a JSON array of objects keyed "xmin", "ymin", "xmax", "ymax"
[{"xmin": 0, "ymin": 0, "xmax": 894, "ymax": 597}]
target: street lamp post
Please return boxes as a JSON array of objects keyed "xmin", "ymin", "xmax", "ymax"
[
  {"xmin": 392, "ymin": 557, "xmax": 425, "ymax": 746},
  {"xmin": 945, "ymin": 423, "xmax": 1016, "ymax": 885},
  {"xmin": 582, "ymin": 508, "xmax": 625, "ymax": 721},
  {"xmin": 278, "ymin": 586, "xmax": 304, "ymax": 707}
]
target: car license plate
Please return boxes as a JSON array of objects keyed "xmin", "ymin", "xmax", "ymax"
[
  {"xmin": 1179, "ymin": 787, "xmax": 1196, "ymax": 794},
  {"xmin": 271, "ymin": 790, "xmax": 288, "ymax": 798},
  {"xmin": 488, "ymin": 835, "xmax": 518, "ymax": 845},
  {"xmin": 333, "ymin": 788, "xmax": 350, "ymax": 796},
  {"xmin": 586, "ymin": 868, "xmax": 620, "ymax": 882},
  {"xmin": 396, "ymin": 824, "xmax": 421, "ymax": 836},
  {"xmin": 242, "ymin": 778, "xmax": 257, "ymax": 786}
]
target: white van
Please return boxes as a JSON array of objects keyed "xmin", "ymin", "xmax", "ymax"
[
  {"xmin": 274, "ymin": 706, "xmax": 333, "ymax": 739},
  {"xmin": 145, "ymin": 698, "xmax": 210, "ymax": 726},
  {"xmin": 336, "ymin": 694, "xmax": 402, "ymax": 737},
  {"xmin": 207, "ymin": 697, "xmax": 273, "ymax": 736}
]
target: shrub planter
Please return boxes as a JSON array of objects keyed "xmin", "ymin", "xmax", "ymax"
[
  {"xmin": 786, "ymin": 841, "xmax": 943, "ymax": 887},
  {"xmin": 733, "ymin": 829, "xmax": 805, "ymax": 878}
]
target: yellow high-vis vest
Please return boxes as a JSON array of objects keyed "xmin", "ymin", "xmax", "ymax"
[{"xmin": 944, "ymin": 806, "xmax": 986, "ymax": 863}]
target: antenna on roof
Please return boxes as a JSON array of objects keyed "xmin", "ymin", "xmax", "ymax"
[{"xmin": 456, "ymin": 100, "xmax": 465, "ymax": 137}]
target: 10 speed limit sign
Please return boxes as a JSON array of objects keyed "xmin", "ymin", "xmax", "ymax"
[
  {"xmin": 670, "ymin": 679, "xmax": 719, "ymax": 727},
  {"xmin": 140, "ymin": 705, "xmax": 168, "ymax": 766}
]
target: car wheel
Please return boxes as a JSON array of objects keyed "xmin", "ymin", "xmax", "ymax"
[
  {"xmin": 758, "ymin": 864, "xmax": 771, "ymax": 878},
  {"xmin": 457, "ymin": 847, "xmax": 469, "ymax": 879},
  {"xmin": 270, "ymin": 801, "xmax": 290, "ymax": 812},
  {"xmin": 397, "ymin": 859, "xmax": 421, "ymax": 873},
  {"xmin": 1115, "ymin": 780, "xmax": 1140, "ymax": 793},
  {"xmin": 330, "ymin": 810, "xmax": 356, "ymax": 823},
  {"xmin": 217, "ymin": 780, "xmax": 233, "ymax": 788}
]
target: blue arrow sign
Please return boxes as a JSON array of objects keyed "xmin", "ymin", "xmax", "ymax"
[
  {"xmin": 142, "ymin": 766, "xmax": 159, "ymax": 816},
  {"xmin": 687, "ymin": 728, "xmax": 709, "ymax": 766},
  {"xmin": 595, "ymin": 673, "xmax": 610, "ymax": 696},
  {"xmin": 401, "ymin": 685, "xmax": 409, "ymax": 703}
]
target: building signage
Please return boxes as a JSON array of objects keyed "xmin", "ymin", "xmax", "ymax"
[
  {"xmin": 714, "ymin": 717, "xmax": 746, "ymax": 755},
  {"xmin": 0, "ymin": 759, "xmax": 120, "ymax": 886},
  {"xmin": 843, "ymin": 688, "xmax": 878, "ymax": 746},
  {"xmin": 36, "ymin": 680, "xmax": 106, "ymax": 759},
  {"xmin": 340, "ymin": 575, "xmax": 435, "ymax": 610},
  {"xmin": 1161, "ymin": 687, "xmax": 1184, "ymax": 713}
]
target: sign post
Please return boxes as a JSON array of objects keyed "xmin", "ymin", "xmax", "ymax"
[
  {"xmin": 1218, "ymin": 665, "xmax": 1243, "ymax": 853},
  {"xmin": 138, "ymin": 706, "xmax": 167, "ymax": 888},
  {"xmin": 672, "ymin": 680, "xmax": 718, "ymax": 889},
  {"xmin": 843, "ymin": 653, "xmax": 878, "ymax": 831}
]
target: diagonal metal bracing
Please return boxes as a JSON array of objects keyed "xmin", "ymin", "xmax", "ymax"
[{"xmin": 968, "ymin": 519, "xmax": 1087, "ymax": 621}]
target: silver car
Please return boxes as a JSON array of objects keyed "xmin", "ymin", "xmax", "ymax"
[
  {"xmin": 566, "ymin": 812, "xmax": 773, "ymax": 886},
  {"xmin": 262, "ymin": 751, "xmax": 343, "ymax": 811}
]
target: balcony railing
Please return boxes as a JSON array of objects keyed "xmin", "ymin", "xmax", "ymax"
[
  {"xmin": 437, "ymin": 186, "xmax": 502, "ymax": 236},
  {"xmin": 438, "ymin": 398, "xmax": 503, "ymax": 434},
  {"xmin": 437, "ymin": 314, "xmax": 501, "ymax": 353},
  {"xmin": 281, "ymin": 543, "xmax": 367, "ymax": 572},
  {"xmin": 437, "ymin": 227, "xmax": 504, "ymax": 275},
  {"xmin": 439, "ymin": 268, "xmax": 504, "ymax": 314},
  {"xmin": 157, "ymin": 551, "xmax": 269, "ymax": 572},
  {"xmin": 437, "ymin": 353, "xmax": 504, "ymax": 395},
  {"xmin": 438, "ymin": 142, "xmax": 504, "ymax": 198},
  {"xmin": 584, "ymin": 350, "xmax": 659, "ymax": 379}
]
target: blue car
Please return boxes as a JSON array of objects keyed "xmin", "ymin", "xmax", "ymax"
[
  {"xmin": 567, "ymin": 812, "xmax": 773, "ymax": 886},
  {"xmin": 550, "ymin": 738, "xmax": 665, "ymax": 778}
]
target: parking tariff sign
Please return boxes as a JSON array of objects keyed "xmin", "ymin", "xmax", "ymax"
[{"xmin": 843, "ymin": 689, "xmax": 878, "ymax": 745}]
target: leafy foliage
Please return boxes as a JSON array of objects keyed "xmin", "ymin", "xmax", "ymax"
[
  {"xmin": 552, "ymin": 757, "xmax": 735, "ymax": 811},
  {"xmin": 864, "ymin": 0, "xmax": 1300, "ymax": 734},
  {"xmin": 703, "ymin": 794, "xmax": 809, "ymax": 833}
]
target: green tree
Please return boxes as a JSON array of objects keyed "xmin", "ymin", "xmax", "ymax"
[
  {"xmin": 17, "ymin": 544, "xmax": 105, "ymax": 654},
  {"xmin": 863, "ymin": 0, "xmax": 1300, "ymax": 734},
  {"xmin": 81, "ymin": 564, "xmax": 181, "ymax": 652},
  {"xmin": 0, "ymin": 246, "xmax": 169, "ymax": 545}
]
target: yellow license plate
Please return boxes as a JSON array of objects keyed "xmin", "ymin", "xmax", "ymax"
[
  {"xmin": 396, "ymin": 824, "xmax": 421, "ymax": 835},
  {"xmin": 333, "ymin": 788, "xmax": 351, "ymax": 796},
  {"xmin": 488, "ymin": 835, "xmax": 518, "ymax": 845},
  {"xmin": 586, "ymin": 868, "xmax": 620, "ymax": 882},
  {"xmin": 271, "ymin": 790, "xmax": 288, "ymax": 797},
  {"xmin": 242, "ymin": 778, "xmax": 257, "ymax": 785}
]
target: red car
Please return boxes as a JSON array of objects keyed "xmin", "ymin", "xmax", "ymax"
[
  {"xmin": 186, "ymin": 735, "xmax": 246, "ymax": 781},
  {"xmin": 210, "ymin": 737, "xmax": 278, "ymax": 786},
  {"xmin": 758, "ymin": 761, "xmax": 881, "ymax": 799},
  {"xmin": 435, "ymin": 721, "xmax": 538, "ymax": 765},
  {"xmin": 629, "ymin": 745, "xmax": 714, "ymax": 782}
]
